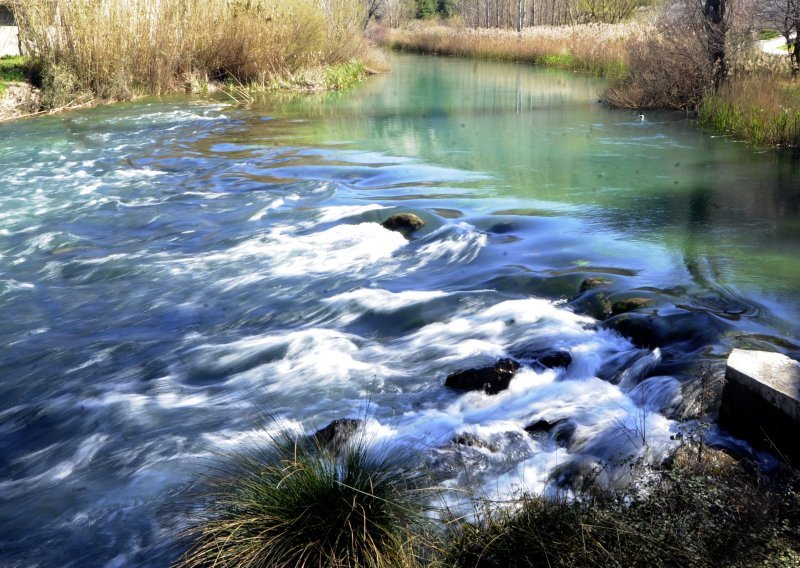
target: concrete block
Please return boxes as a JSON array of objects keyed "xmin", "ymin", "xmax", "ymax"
[{"xmin": 719, "ymin": 349, "xmax": 800, "ymax": 463}]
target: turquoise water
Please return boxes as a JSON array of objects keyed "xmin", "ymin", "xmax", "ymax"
[{"xmin": 1, "ymin": 54, "xmax": 798, "ymax": 565}]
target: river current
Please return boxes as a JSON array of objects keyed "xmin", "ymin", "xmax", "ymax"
[{"xmin": 1, "ymin": 54, "xmax": 799, "ymax": 566}]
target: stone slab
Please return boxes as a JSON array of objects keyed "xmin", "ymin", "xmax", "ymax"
[{"xmin": 720, "ymin": 349, "xmax": 800, "ymax": 463}]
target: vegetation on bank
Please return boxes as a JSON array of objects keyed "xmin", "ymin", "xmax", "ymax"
[
  {"xmin": 178, "ymin": 424, "xmax": 800, "ymax": 567},
  {"xmin": 8, "ymin": 0, "xmax": 376, "ymax": 113}
]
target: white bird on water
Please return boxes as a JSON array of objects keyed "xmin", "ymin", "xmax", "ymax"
[{"xmin": 638, "ymin": 113, "xmax": 645, "ymax": 121}]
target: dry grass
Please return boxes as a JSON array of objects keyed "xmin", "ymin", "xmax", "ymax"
[
  {"xmin": 386, "ymin": 21, "xmax": 648, "ymax": 77},
  {"xmin": 13, "ymin": 0, "xmax": 369, "ymax": 108}
]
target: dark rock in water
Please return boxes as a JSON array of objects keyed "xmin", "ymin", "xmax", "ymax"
[
  {"xmin": 611, "ymin": 297, "xmax": 655, "ymax": 315},
  {"xmin": 538, "ymin": 350, "xmax": 573, "ymax": 369},
  {"xmin": 445, "ymin": 358, "xmax": 521, "ymax": 394},
  {"xmin": 579, "ymin": 277, "xmax": 612, "ymax": 293},
  {"xmin": 312, "ymin": 418, "xmax": 363, "ymax": 450},
  {"xmin": 719, "ymin": 349, "xmax": 800, "ymax": 465},
  {"xmin": 524, "ymin": 418, "xmax": 576, "ymax": 447},
  {"xmin": 381, "ymin": 213, "xmax": 425, "ymax": 236},
  {"xmin": 602, "ymin": 312, "xmax": 723, "ymax": 351}
]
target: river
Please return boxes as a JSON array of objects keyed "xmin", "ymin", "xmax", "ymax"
[{"xmin": 1, "ymin": 53, "xmax": 799, "ymax": 566}]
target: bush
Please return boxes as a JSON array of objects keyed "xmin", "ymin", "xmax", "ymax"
[{"xmin": 177, "ymin": 428, "xmax": 431, "ymax": 568}]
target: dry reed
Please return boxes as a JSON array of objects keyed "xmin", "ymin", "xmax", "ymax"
[
  {"xmin": 13, "ymin": 0, "xmax": 369, "ymax": 107},
  {"xmin": 386, "ymin": 21, "xmax": 648, "ymax": 77}
]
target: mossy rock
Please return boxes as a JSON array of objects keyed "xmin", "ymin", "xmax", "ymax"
[
  {"xmin": 579, "ymin": 276, "xmax": 613, "ymax": 293},
  {"xmin": 611, "ymin": 297, "xmax": 655, "ymax": 315},
  {"xmin": 381, "ymin": 213, "xmax": 425, "ymax": 236}
]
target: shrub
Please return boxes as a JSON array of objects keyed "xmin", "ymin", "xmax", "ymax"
[{"xmin": 177, "ymin": 428, "xmax": 431, "ymax": 568}]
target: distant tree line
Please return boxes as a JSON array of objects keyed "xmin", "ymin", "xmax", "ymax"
[{"xmin": 372, "ymin": 0, "xmax": 646, "ymax": 26}]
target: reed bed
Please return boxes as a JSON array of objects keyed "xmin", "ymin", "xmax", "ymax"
[
  {"xmin": 386, "ymin": 22, "xmax": 648, "ymax": 78},
  {"xmin": 699, "ymin": 76, "xmax": 800, "ymax": 150},
  {"xmin": 13, "ymin": 0, "xmax": 369, "ymax": 108}
]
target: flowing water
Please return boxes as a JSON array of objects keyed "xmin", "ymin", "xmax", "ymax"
[{"xmin": 1, "ymin": 54, "xmax": 799, "ymax": 566}]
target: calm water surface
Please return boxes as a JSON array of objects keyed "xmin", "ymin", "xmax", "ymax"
[{"xmin": 1, "ymin": 54, "xmax": 799, "ymax": 566}]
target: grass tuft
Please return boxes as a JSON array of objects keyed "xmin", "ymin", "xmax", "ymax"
[{"xmin": 176, "ymin": 427, "xmax": 432, "ymax": 568}]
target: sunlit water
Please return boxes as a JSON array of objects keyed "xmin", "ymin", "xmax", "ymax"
[{"xmin": 1, "ymin": 54, "xmax": 799, "ymax": 566}]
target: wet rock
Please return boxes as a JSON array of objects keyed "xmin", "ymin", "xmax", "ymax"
[
  {"xmin": 611, "ymin": 297, "xmax": 655, "ymax": 315},
  {"xmin": 524, "ymin": 418, "xmax": 576, "ymax": 447},
  {"xmin": 538, "ymin": 350, "xmax": 573, "ymax": 369},
  {"xmin": 719, "ymin": 349, "xmax": 800, "ymax": 464},
  {"xmin": 579, "ymin": 277, "xmax": 612, "ymax": 293},
  {"xmin": 445, "ymin": 358, "xmax": 521, "ymax": 395},
  {"xmin": 312, "ymin": 418, "xmax": 363, "ymax": 450},
  {"xmin": 380, "ymin": 213, "xmax": 425, "ymax": 236}
]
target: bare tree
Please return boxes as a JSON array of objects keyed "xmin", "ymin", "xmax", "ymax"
[{"xmin": 758, "ymin": 0, "xmax": 800, "ymax": 77}]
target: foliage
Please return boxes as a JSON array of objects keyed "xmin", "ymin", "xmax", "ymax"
[
  {"xmin": 177, "ymin": 428, "xmax": 432, "ymax": 568},
  {"xmin": 13, "ymin": 0, "xmax": 369, "ymax": 108}
]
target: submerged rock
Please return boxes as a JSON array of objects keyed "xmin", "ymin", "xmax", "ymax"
[
  {"xmin": 509, "ymin": 347, "xmax": 572, "ymax": 370},
  {"xmin": 380, "ymin": 213, "xmax": 425, "ymax": 236},
  {"xmin": 312, "ymin": 418, "xmax": 363, "ymax": 450},
  {"xmin": 602, "ymin": 312, "xmax": 722, "ymax": 351},
  {"xmin": 445, "ymin": 358, "xmax": 521, "ymax": 394},
  {"xmin": 538, "ymin": 350, "xmax": 573, "ymax": 370}
]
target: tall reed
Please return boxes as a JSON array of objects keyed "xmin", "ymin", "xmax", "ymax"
[{"xmin": 14, "ymin": 0, "xmax": 368, "ymax": 107}]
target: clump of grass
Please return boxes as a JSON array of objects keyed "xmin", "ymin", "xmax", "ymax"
[
  {"xmin": 177, "ymin": 428, "xmax": 431, "ymax": 568},
  {"xmin": 13, "ymin": 0, "xmax": 369, "ymax": 109},
  {"xmin": 442, "ymin": 446, "xmax": 800, "ymax": 567},
  {"xmin": 385, "ymin": 22, "xmax": 646, "ymax": 78},
  {"xmin": 699, "ymin": 76, "xmax": 800, "ymax": 149}
]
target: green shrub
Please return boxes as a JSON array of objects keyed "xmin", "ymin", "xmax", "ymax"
[{"xmin": 177, "ymin": 429, "xmax": 431, "ymax": 568}]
